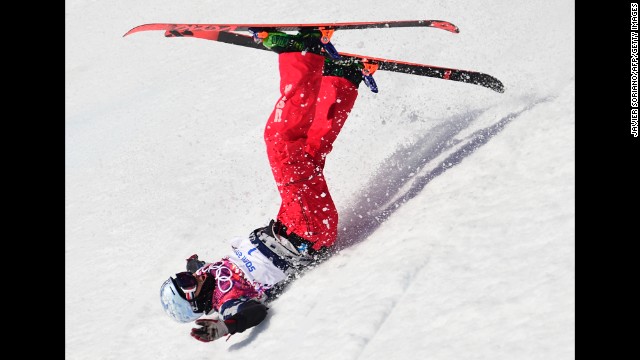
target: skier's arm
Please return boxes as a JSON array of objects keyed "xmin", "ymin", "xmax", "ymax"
[
  {"xmin": 190, "ymin": 300, "xmax": 268, "ymax": 342},
  {"xmin": 225, "ymin": 300, "xmax": 268, "ymax": 334}
]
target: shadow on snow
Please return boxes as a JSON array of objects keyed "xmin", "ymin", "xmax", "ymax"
[{"xmin": 334, "ymin": 97, "xmax": 552, "ymax": 251}]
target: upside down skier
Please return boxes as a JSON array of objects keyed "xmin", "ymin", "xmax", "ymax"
[{"xmin": 159, "ymin": 30, "xmax": 367, "ymax": 343}]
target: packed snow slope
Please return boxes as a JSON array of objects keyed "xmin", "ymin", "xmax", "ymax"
[{"xmin": 66, "ymin": 0, "xmax": 575, "ymax": 359}]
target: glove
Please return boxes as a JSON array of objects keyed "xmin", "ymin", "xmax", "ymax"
[
  {"xmin": 190, "ymin": 319, "xmax": 230, "ymax": 343},
  {"xmin": 186, "ymin": 254, "xmax": 206, "ymax": 273}
]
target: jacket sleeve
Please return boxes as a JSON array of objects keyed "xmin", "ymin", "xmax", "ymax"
[{"xmin": 223, "ymin": 300, "xmax": 268, "ymax": 334}]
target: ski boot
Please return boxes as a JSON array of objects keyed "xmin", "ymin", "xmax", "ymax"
[
  {"xmin": 249, "ymin": 28, "xmax": 341, "ymax": 59},
  {"xmin": 324, "ymin": 57, "xmax": 379, "ymax": 93}
]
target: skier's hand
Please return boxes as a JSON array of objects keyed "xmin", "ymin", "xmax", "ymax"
[
  {"xmin": 186, "ymin": 254, "xmax": 206, "ymax": 273},
  {"xmin": 190, "ymin": 319, "xmax": 230, "ymax": 342}
]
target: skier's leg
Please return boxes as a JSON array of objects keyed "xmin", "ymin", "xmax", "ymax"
[
  {"xmin": 263, "ymin": 51, "xmax": 334, "ymax": 251},
  {"xmin": 264, "ymin": 51, "xmax": 324, "ymax": 180},
  {"xmin": 286, "ymin": 62, "xmax": 360, "ymax": 250},
  {"xmin": 305, "ymin": 63, "xmax": 361, "ymax": 168},
  {"xmin": 261, "ymin": 33, "xmax": 362, "ymax": 253}
]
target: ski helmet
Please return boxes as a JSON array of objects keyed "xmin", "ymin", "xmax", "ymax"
[{"xmin": 159, "ymin": 276, "xmax": 203, "ymax": 323}]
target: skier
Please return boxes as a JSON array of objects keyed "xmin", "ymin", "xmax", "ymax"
[{"xmin": 159, "ymin": 30, "xmax": 364, "ymax": 343}]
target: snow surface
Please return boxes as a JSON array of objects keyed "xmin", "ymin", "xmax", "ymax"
[{"xmin": 66, "ymin": 0, "xmax": 575, "ymax": 359}]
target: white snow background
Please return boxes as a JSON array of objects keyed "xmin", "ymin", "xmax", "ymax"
[{"xmin": 66, "ymin": 0, "xmax": 575, "ymax": 359}]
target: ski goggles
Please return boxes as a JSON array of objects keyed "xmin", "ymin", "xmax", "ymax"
[{"xmin": 174, "ymin": 271, "xmax": 198, "ymax": 302}]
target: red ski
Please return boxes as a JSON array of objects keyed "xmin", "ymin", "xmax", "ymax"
[{"xmin": 123, "ymin": 20, "xmax": 460, "ymax": 38}]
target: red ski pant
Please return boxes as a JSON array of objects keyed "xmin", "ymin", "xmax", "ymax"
[{"xmin": 264, "ymin": 52, "xmax": 359, "ymax": 250}]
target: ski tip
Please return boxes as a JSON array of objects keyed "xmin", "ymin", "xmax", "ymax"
[
  {"xmin": 471, "ymin": 72, "xmax": 505, "ymax": 93},
  {"xmin": 428, "ymin": 20, "xmax": 460, "ymax": 34},
  {"xmin": 123, "ymin": 25, "xmax": 146, "ymax": 37},
  {"xmin": 491, "ymin": 78, "xmax": 505, "ymax": 93},
  {"xmin": 123, "ymin": 23, "xmax": 177, "ymax": 37},
  {"xmin": 123, "ymin": 25, "xmax": 147, "ymax": 37},
  {"xmin": 489, "ymin": 80, "xmax": 505, "ymax": 93}
]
